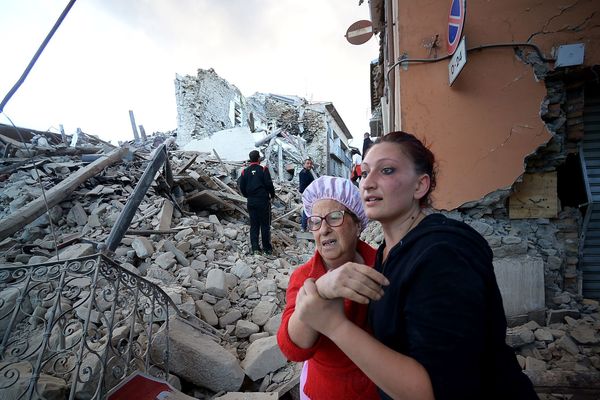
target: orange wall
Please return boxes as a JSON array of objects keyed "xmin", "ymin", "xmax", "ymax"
[{"xmin": 394, "ymin": 0, "xmax": 600, "ymax": 210}]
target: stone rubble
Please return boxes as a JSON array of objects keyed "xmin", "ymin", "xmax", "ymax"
[
  {"xmin": 0, "ymin": 127, "xmax": 311, "ymax": 399},
  {"xmin": 1, "ymin": 126, "xmax": 599, "ymax": 398}
]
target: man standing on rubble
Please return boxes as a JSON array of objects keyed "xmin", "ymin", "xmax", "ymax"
[
  {"xmin": 298, "ymin": 158, "xmax": 315, "ymax": 232},
  {"xmin": 240, "ymin": 150, "xmax": 275, "ymax": 255},
  {"xmin": 362, "ymin": 131, "xmax": 374, "ymax": 157}
]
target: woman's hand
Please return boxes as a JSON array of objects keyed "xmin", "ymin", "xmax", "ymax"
[
  {"xmin": 296, "ymin": 279, "xmax": 347, "ymax": 337},
  {"xmin": 315, "ymin": 262, "xmax": 389, "ymax": 304}
]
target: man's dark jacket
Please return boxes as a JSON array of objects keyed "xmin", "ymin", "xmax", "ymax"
[
  {"xmin": 362, "ymin": 137, "xmax": 374, "ymax": 158},
  {"xmin": 240, "ymin": 162, "xmax": 275, "ymax": 203},
  {"xmin": 299, "ymin": 168, "xmax": 315, "ymax": 194}
]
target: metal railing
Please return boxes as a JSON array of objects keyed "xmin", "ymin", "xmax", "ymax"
[{"xmin": 0, "ymin": 253, "xmax": 180, "ymax": 399}]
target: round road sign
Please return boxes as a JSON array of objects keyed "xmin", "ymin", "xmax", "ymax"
[
  {"xmin": 345, "ymin": 20, "xmax": 373, "ymax": 45},
  {"xmin": 447, "ymin": 0, "xmax": 466, "ymax": 55}
]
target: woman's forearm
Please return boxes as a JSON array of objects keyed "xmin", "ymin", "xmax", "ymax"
[
  {"xmin": 328, "ymin": 319, "xmax": 435, "ymax": 400},
  {"xmin": 288, "ymin": 310, "xmax": 320, "ymax": 349}
]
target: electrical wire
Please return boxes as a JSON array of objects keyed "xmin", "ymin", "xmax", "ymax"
[
  {"xmin": 0, "ymin": 0, "xmax": 77, "ymax": 114},
  {"xmin": 0, "ymin": 0, "xmax": 79, "ymax": 260},
  {"xmin": 386, "ymin": 42, "xmax": 556, "ymax": 82}
]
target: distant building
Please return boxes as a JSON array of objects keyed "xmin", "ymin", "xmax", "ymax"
[{"xmin": 174, "ymin": 68, "xmax": 354, "ymax": 179}]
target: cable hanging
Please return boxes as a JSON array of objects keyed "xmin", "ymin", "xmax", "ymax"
[
  {"xmin": 0, "ymin": 0, "xmax": 78, "ymax": 260},
  {"xmin": 0, "ymin": 0, "xmax": 77, "ymax": 114}
]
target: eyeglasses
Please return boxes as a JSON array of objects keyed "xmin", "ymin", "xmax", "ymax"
[{"xmin": 307, "ymin": 210, "xmax": 348, "ymax": 231}]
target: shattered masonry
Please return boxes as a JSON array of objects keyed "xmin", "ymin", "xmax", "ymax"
[{"xmin": 175, "ymin": 68, "xmax": 355, "ymax": 181}]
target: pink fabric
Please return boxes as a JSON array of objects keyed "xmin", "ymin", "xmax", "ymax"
[
  {"xmin": 302, "ymin": 176, "xmax": 369, "ymax": 231},
  {"xmin": 300, "ymin": 361, "xmax": 311, "ymax": 400}
]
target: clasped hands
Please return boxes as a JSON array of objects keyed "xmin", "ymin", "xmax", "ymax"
[{"xmin": 296, "ymin": 262, "xmax": 389, "ymax": 337}]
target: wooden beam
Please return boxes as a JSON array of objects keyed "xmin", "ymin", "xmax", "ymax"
[
  {"xmin": 175, "ymin": 154, "xmax": 198, "ymax": 175},
  {"xmin": 272, "ymin": 205, "xmax": 302, "ymax": 223},
  {"xmin": 138, "ymin": 124, "xmax": 147, "ymax": 141},
  {"xmin": 278, "ymin": 143, "xmax": 284, "ymax": 182},
  {"xmin": 125, "ymin": 229, "xmax": 181, "ymax": 236},
  {"xmin": 129, "ymin": 110, "xmax": 140, "ymax": 142},
  {"xmin": 526, "ymin": 370, "xmax": 600, "ymax": 395},
  {"xmin": 273, "ymin": 217, "xmax": 301, "ymax": 229},
  {"xmin": 254, "ymin": 128, "xmax": 282, "ymax": 147},
  {"xmin": 211, "ymin": 175, "xmax": 241, "ymax": 197},
  {"xmin": 509, "ymin": 172, "xmax": 558, "ymax": 219},
  {"xmin": 0, "ymin": 147, "xmax": 128, "ymax": 241},
  {"xmin": 186, "ymin": 190, "xmax": 249, "ymax": 218},
  {"xmin": 105, "ymin": 145, "xmax": 168, "ymax": 251},
  {"xmin": 212, "ymin": 148, "xmax": 230, "ymax": 177}
]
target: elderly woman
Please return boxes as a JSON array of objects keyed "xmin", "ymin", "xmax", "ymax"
[{"xmin": 276, "ymin": 176, "xmax": 387, "ymax": 400}]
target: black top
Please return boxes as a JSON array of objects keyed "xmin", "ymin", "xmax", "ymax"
[
  {"xmin": 239, "ymin": 162, "xmax": 275, "ymax": 202},
  {"xmin": 298, "ymin": 168, "xmax": 315, "ymax": 194},
  {"xmin": 369, "ymin": 214, "xmax": 538, "ymax": 400}
]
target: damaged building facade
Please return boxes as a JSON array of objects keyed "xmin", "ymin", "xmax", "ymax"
[
  {"xmin": 364, "ymin": 0, "xmax": 600, "ymax": 392},
  {"xmin": 174, "ymin": 68, "xmax": 354, "ymax": 180},
  {"xmin": 366, "ymin": 0, "xmax": 600, "ymax": 302}
]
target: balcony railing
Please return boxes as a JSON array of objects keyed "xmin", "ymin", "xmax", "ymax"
[{"xmin": 0, "ymin": 253, "xmax": 180, "ymax": 400}]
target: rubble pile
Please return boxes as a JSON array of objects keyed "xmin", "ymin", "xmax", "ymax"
[
  {"xmin": 2, "ymin": 124, "xmax": 599, "ymax": 398},
  {"xmin": 175, "ymin": 68, "xmax": 356, "ymax": 180},
  {"xmin": 0, "ymin": 126, "xmax": 313, "ymax": 399}
]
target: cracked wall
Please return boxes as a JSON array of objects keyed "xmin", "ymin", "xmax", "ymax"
[
  {"xmin": 175, "ymin": 68, "xmax": 247, "ymax": 145},
  {"xmin": 393, "ymin": 0, "xmax": 599, "ymax": 210}
]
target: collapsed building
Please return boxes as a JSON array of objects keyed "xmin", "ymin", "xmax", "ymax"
[
  {"xmin": 174, "ymin": 68, "xmax": 355, "ymax": 178},
  {"xmin": 0, "ymin": 124, "xmax": 314, "ymax": 399}
]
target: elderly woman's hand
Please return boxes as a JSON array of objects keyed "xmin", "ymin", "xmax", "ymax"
[
  {"xmin": 315, "ymin": 262, "xmax": 389, "ymax": 304},
  {"xmin": 297, "ymin": 279, "xmax": 346, "ymax": 337}
]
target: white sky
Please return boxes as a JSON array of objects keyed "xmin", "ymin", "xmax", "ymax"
[{"xmin": 0, "ymin": 0, "xmax": 378, "ymax": 147}]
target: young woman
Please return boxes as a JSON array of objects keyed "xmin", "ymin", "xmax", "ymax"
[
  {"xmin": 277, "ymin": 176, "xmax": 386, "ymax": 400},
  {"xmin": 294, "ymin": 132, "xmax": 538, "ymax": 400}
]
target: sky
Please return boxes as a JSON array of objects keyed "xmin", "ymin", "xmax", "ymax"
[{"xmin": 0, "ymin": 0, "xmax": 378, "ymax": 147}]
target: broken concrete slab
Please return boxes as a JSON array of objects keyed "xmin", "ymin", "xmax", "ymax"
[
  {"xmin": 47, "ymin": 243, "xmax": 95, "ymax": 262},
  {"xmin": 206, "ymin": 268, "xmax": 228, "ymax": 297},
  {"xmin": 493, "ymin": 256, "xmax": 545, "ymax": 317},
  {"xmin": 241, "ymin": 336, "xmax": 287, "ymax": 381},
  {"xmin": 132, "ymin": 236, "xmax": 154, "ymax": 258},
  {"xmin": 152, "ymin": 317, "xmax": 244, "ymax": 392}
]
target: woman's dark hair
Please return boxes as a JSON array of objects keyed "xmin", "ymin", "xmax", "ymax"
[{"xmin": 374, "ymin": 131, "xmax": 437, "ymax": 207}]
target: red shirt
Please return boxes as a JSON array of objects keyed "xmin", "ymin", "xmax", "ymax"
[{"xmin": 277, "ymin": 240, "xmax": 379, "ymax": 400}]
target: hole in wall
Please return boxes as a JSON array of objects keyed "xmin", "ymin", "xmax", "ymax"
[{"xmin": 557, "ymin": 153, "xmax": 587, "ymax": 215}]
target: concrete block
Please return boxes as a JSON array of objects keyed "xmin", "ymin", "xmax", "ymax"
[{"xmin": 493, "ymin": 256, "xmax": 544, "ymax": 317}]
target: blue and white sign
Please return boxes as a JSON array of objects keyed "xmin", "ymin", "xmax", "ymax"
[
  {"xmin": 447, "ymin": 0, "xmax": 466, "ymax": 55},
  {"xmin": 448, "ymin": 36, "xmax": 467, "ymax": 85}
]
